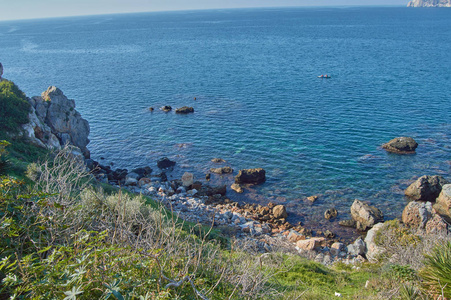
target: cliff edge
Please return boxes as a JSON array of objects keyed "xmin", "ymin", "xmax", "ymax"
[{"xmin": 408, "ymin": 0, "xmax": 451, "ymax": 7}]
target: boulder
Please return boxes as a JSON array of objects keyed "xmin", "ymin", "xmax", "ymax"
[
  {"xmin": 175, "ymin": 106, "xmax": 194, "ymax": 114},
  {"xmin": 160, "ymin": 105, "xmax": 172, "ymax": 112},
  {"xmin": 296, "ymin": 237, "xmax": 326, "ymax": 251},
  {"xmin": 347, "ymin": 238, "xmax": 366, "ymax": 256},
  {"xmin": 425, "ymin": 214, "xmax": 449, "ymax": 234},
  {"xmin": 350, "ymin": 199, "xmax": 384, "ymax": 231},
  {"xmin": 330, "ymin": 242, "xmax": 346, "ymax": 256},
  {"xmin": 382, "ymin": 137, "xmax": 418, "ymax": 154},
  {"xmin": 339, "ymin": 219, "xmax": 356, "ymax": 228},
  {"xmin": 273, "ymin": 205, "xmax": 288, "ymax": 219},
  {"xmin": 198, "ymin": 185, "xmax": 227, "ymax": 197},
  {"xmin": 235, "ymin": 168, "xmax": 266, "ymax": 184},
  {"xmin": 138, "ymin": 177, "xmax": 152, "ymax": 187},
  {"xmin": 125, "ymin": 172, "xmax": 140, "ymax": 186},
  {"xmin": 324, "ymin": 208, "xmax": 338, "ymax": 220},
  {"xmin": 364, "ymin": 222, "xmax": 385, "ymax": 262},
  {"xmin": 131, "ymin": 167, "xmax": 152, "ymax": 177},
  {"xmin": 402, "ymin": 201, "xmax": 433, "ymax": 229},
  {"xmin": 306, "ymin": 195, "xmax": 319, "ymax": 203},
  {"xmin": 230, "ymin": 183, "xmax": 244, "ymax": 193},
  {"xmin": 434, "ymin": 184, "xmax": 451, "ymax": 222},
  {"xmin": 157, "ymin": 157, "xmax": 176, "ymax": 169},
  {"xmin": 405, "ymin": 175, "xmax": 449, "ymax": 202},
  {"xmin": 210, "ymin": 167, "xmax": 233, "ymax": 174},
  {"xmin": 181, "ymin": 172, "xmax": 194, "ymax": 187},
  {"xmin": 211, "ymin": 158, "xmax": 226, "ymax": 163}
]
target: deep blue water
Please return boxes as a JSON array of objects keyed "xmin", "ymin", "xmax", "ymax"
[{"xmin": 1, "ymin": 7, "xmax": 450, "ymax": 236}]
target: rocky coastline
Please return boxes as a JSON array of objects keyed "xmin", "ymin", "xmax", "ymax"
[
  {"xmin": 13, "ymin": 83, "xmax": 451, "ymax": 265},
  {"xmin": 407, "ymin": 0, "xmax": 451, "ymax": 7}
]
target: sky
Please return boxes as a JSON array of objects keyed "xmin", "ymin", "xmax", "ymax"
[{"xmin": 0, "ymin": 0, "xmax": 409, "ymax": 21}]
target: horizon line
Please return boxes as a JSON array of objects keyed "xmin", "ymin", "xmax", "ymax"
[{"xmin": 0, "ymin": 4, "xmax": 407, "ymax": 23}]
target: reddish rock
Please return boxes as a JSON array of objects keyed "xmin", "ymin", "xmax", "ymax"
[
  {"xmin": 296, "ymin": 237, "xmax": 326, "ymax": 251},
  {"xmin": 273, "ymin": 205, "xmax": 288, "ymax": 219}
]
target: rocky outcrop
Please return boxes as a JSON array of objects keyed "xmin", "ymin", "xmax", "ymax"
[
  {"xmin": 402, "ymin": 201, "xmax": 433, "ymax": 229},
  {"xmin": 405, "ymin": 175, "xmax": 449, "ymax": 202},
  {"xmin": 434, "ymin": 184, "xmax": 451, "ymax": 222},
  {"xmin": 350, "ymin": 200, "xmax": 384, "ymax": 231},
  {"xmin": 23, "ymin": 86, "xmax": 90, "ymax": 158},
  {"xmin": 364, "ymin": 223, "xmax": 385, "ymax": 262},
  {"xmin": 235, "ymin": 168, "xmax": 266, "ymax": 184},
  {"xmin": 175, "ymin": 106, "xmax": 194, "ymax": 114},
  {"xmin": 408, "ymin": 0, "xmax": 451, "ymax": 7},
  {"xmin": 382, "ymin": 137, "xmax": 418, "ymax": 154},
  {"xmin": 157, "ymin": 157, "xmax": 176, "ymax": 169}
]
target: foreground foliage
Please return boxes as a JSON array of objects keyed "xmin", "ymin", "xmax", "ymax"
[{"xmin": 0, "ymin": 145, "xmax": 450, "ymax": 299}]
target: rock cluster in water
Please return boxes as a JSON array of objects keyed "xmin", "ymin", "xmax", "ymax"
[
  {"xmin": 22, "ymin": 86, "xmax": 90, "ymax": 158},
  {"xmin": 408, "ymin": 0, "xmax": 451, "ymax": 7}
]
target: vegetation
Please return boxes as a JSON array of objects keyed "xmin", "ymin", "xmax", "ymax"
[
  {"xmin": 0, "ymin": 76, "xmax": 450, "ymax": 298},
  {"xmin": 0, "ymin": 80, "xmax": 30, "ymax": 136}
]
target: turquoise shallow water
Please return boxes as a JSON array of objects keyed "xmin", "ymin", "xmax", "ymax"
[{"xmin": 1, "ymin": 7, "xmax": 450, "ymax": 237}]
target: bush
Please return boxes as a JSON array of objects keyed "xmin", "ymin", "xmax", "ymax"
[
  {"xmin": 0, "ymin": 140, "xmax": 10, "ymax": 175},
  {"xmin": 0, "ymin": 80, "xmax": 30, "ymax": 136},
  {"xmin": 419, "ymin": 241, "xmax": 451, "ymax": 299}
]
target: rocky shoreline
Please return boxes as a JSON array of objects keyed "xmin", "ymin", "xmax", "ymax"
[{"xmin": 15, "ymin": 83, "xmax": 451, "ymax": 265}]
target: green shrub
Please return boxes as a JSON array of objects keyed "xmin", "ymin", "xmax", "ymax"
[
  {"xmin": 0, "ymin": 81, "xmax": 30, "ymax": 135},
  {"xmin": 419, "ymin": 241, "xmax": 451, "ymax": 299},
  {"xmin": 0, "ymin": 140, "xmax": 10, "ymax": 175}
]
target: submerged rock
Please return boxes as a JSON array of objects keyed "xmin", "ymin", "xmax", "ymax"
[
  {"xmin": 210, "ymin": 167, "xmax": 233, "ymax": 174},
  {"xmin": 230, "ymin": 183, "xmax": 244, "ymax": 193},
  {"xmin": 382, "ymin": 137, "xmax": 418, "ymax": 154},
  {"xmin": 324, "ymin": 208, "xmax": 338, "ymax": 220},
  {"xmin": 405, "ymin": 175, "xmax": 449, "ymax": 202},
  {"xmin": 235, "ymin": 168, "xmax": 266, "ymax": 184}
]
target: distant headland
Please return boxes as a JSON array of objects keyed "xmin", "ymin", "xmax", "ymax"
[{"xmin": 408, "ymin": 0, "xmax": 451, "ymax": 7}]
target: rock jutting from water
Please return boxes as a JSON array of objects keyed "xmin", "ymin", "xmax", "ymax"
[
  {"xmin": 350, "ymin": 199, "xmax": 384, "ymax": 231},
  {"xmin": 160, "ymin": 105, "xmax": 172, "ymax": 112},
  {"xmin": 404, "ymin": 175, "xmax": 449, "ymax": 202},
  {"xmin": 175, "ymin": 106, "xmax": 194, "ymax": 114},
  {"xmin": 407, "ymin": 0, "xmax": 451, "ymax": 7},
  {"xmin": 235, "ymin": 168, "xmax": 266, "ymax": 184},
  {"xmin": 382, "ymin": 137, "xmax": 418, "ymax": 154}
]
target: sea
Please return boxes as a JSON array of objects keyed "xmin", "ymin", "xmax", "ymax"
[{"xmin": 1, "ymin": 7, "xmax": 450, "ymax": 238}]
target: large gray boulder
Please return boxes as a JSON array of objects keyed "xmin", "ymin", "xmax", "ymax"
[
  {"xmin": 350, "ymin": 199, "xmax": 384, "ymax": 231},
  {"xmin": 405, "ymin": 175, "xmax": 449, "ymax": 202},
  {"xmin": 23, "ymin": 86, "xmax": 90, "ymax": 158},
  {"xmin": 434, "ymin": 184, "xmax": 451, "ymax": 222},
  {"xmin": 235, "ymin": 168, "xmax": 266, "ymax": 184},
  {"xmin": 382, "ymin": 137, "xmax": 418, "ymax": 154}
]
